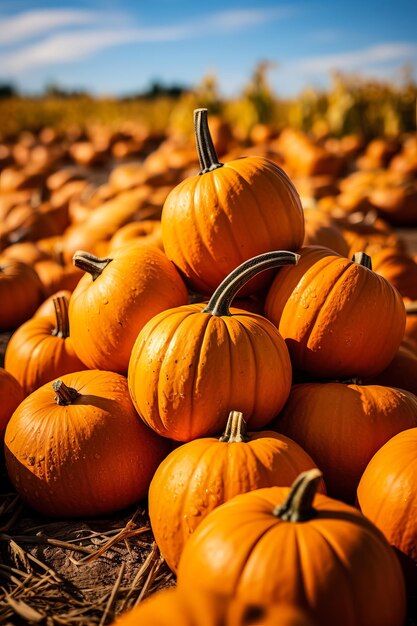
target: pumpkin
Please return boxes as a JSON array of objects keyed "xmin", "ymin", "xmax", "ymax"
[
  {"xmin": 357, "ymin": 428, "xmax": 417, "ymax": 585},
  {"xmin": 128, "ymin": 251, "xmax": 297, "ymax": 441},
  {"xmin": 34, "ymin": 258, "xmax": 83, "ymax": 296},
  {"xmin": 370, "ymin": 247, "xmax": 417, "ymax": 301},
  {"xmin": 405, "ymin": 301, "xmax": 417, "ymax": 344},
  {"xmin": 5, "ymin": 295, "xmax": 86, "ymax": 395},
  {"xmin": 0, "ymin": 368, "xmax": 24, "ymax": 439},
  {"xmin": 34, "ymin": 290, "xmax": 72, "ymax": 318},
  {"xmin": 111, "ymin": 588, "xmax": 316, "ymax": 626},
  {"xmin": 4, "ymin": 371, "xmax": 171, "ymax": 517},
  {"xmin": 161, "ymin": 109, "xmax": 304, "ymax": 295},
  {"xmin": 265, "ymin": 247, "xmax": 406, "ymax": 378},
  {"xmin": 272, "ymin": 381, "xmax": 417, "ymax": 502},
  {"xmin": 302, "ymin": 211, "xmax": 349, "ymax": 256},
  {"xmin": 277, "ymin": 128, "xmax": 344, "ymax": 177},
  {"xmin": 177, "ymin": 470, "xmax": 406, "ymax": 626},
  {"xmin": 0, "ymin": 258, "xmax": 44, "ymax": 331},
  {"xmin": 109, "ymin": 220, "xmax": 163, "ymax": 252},
  {"xmin": 364, "ymin": 344, "xmax": 417, "ymax": 396},
  {"xmin": 149, "ymin": 410, "xmax": 324, "ymax": 572},
  {"xmin": 69, "ymin": 242, "xmax": 188, "ymax": 374}
]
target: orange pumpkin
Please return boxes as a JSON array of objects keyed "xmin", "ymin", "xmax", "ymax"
[
  {"xmin": 0, "ymin": 258, "xmax": 44, "ymax": 331},
  {"xmin": 265, "ymin": 247, "xmax": 405, "ymax": 378},
  {"xmin": 34, "ymin": 290, "xmax": 72, "ymax": 318},
  {"xmin": 4, "ymin": 371, "xmax": 171, "ymax": 517},
  {"xmin": 111, "ymin": 588, "xmax": 316, "ymax": 626},
  {"xmin": 161, "ymin": 109, "xmax": 304, "ymax": 295},
  {"xmin": 177, "ymin": 470, "xmax": 406, "ymax": 626},
  {"xmin": 109, "ymin": 220, "xmax": 163, "ymax": 252},
  {"xmin": 365, "ymin": 344, "xmax": 417, "ymax": 396},
  {"xmin": 272, "ymin": 382, "xmax": 417, "ymax": 502},
  {"xmin": 370, "ymin": 247, "xmax": 417, "ymax": 301},
  {"xmin": 69, "ymin": 243, "xmax": 188, "ymax": 374},
  {"xmin": 302, "ymin": 211, "xmax": 349, "ymax": 256},
  {"xmin": 149, "ymin": 410, "xmax": 324, "ymax": 572},
  {"xmin": 5, "ymin": 295, "xmax": 86, "ymax": 395},
  {"xmin": 128, "ymin": 251, "xmax": 297, "ymax": 441},
  {"xmin": 0, "ymin": 368, "xmax": 24, "ymax": 439},
  {"xmin": 405, "ymin": 302, "xmax": 417, "ymax": 345},
  {"xmin": 34, "ymin": 258, "xmax": 83, "ymax": 296}
]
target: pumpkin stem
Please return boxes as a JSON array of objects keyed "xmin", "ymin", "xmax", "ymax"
[
  {"xmin": 52, "ymin": 295, "xmax": 70, "ymax": 339},
  {"xmin": 203, "ymin": 251, "xmax": 299, "ymax": 317},
  {"xmin": 194, "ymin": 108, "xmax": 223, "ymax": 175},
  {"xmin": 219, "ymin": 411, "xmax": 250, "ymax": 443},
  {"xmin": 72, "ymin": 250, "xmax": 112, "ymax": 281},
  {"xmin": 53, "ymin": 380, "xmax": 80, "ymax": 405},
  {"xmin": 273, "ymin": 469, "xmax": 322, "ymax": 522},
  {"xmin": 352, "ymin": 252, "xmax": 372, "ymax": 270}
]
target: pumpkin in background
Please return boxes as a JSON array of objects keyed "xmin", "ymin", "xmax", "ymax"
[
  {"xmin": 0, "ymin": 258, "xmax": 44, "ymax": 331},
  {"xmin": 111, "ymin": 588, "xmax": 316, "ymax": 626},
  {"xmin": 128, "ymin": 251, "xmax": 297, "ymax": 442},
  {"xmin": 108, "ymin": 220, "xmax": 163, "ymax": 252},
  {"xmin": 4, "ymin": 370, "xmax": 171, "ymax": 517},
  {"xmin": 357, "ymin": 428, "xmax": 417, "ymax": 586},
  {"xmin": 405, "ymin": 302, "xmax": 417, "ymax": 345},
  {"xmin": 272, "ymin": 382, "xmax": 417, "ymax": 502},
  {"xmin": 5, "ymin": 295, "xmax": 86, "ymax": 396},
  {"xmin": 34, "ymin": 258, "xmax": 83, "ymax": 296},
  {"xmin": 177, "ymin": 470, "xmax": 406, "ymax": 626},
  {"xmin": 149, "ymin": 410, "xmax": 324, "ymax": 572},
  {"xmin": 161, "ymin": 109, "xmax": 304, "ymax": 295},
  {"xmin": 0, "ymin": 368, "xmax": 24, "ymax": 439},
  {"xmin": 34, "ymin": 289, "xmax": 72, "ymax": 318},
  {"xmin": 265, "ymin": 247, "xmax": 405, "ymax": 378},
  {"xmin": 69, "ymin": 242, "xmax": 188, "ymax": 374},
  {"xmin": 365, "ymin": 344, "xmax": 417, "ymax": 396},
  {"xmin": 370, "ymin": 246, "xmax": 417, "ymax": 301},
  {"xmin": 302, "ymin": 211, "xmax": 349, "ymax": 256}
]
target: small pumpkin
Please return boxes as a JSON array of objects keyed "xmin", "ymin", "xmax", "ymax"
[
  {"xmin": 0, "ymin": 258, "xmax": 44, "ymax": 331},
  {"xmin": 69, "ymin": 242, "xmax": 188, "ymax": 374},
  {"xmin": 4, "ymin": 371, "xmax": 171, "ymax": 517},
  {"xmin": 161, "ymin": 109, "xmax": 304, "ymax": 295},
  {"xmin": 177, "ymin": 470, "xmax": 406, "ymax": 626},
  {"xmin": 265, "ymin": 247, "xmax": 405, "ymax": 378},
  {"xmin": 128, "ymin": 251, "xmax": 297, "ymax": 441},
  {"xmin": 272, "ymin": 381, "xmax": 417, "ymax": 502},
  {"xmin": 0, "ymin": 368, "xmax": 24, "ymax": 439},
  {"xmin": 149, "ymin": 410, "xmax": 324, "ymax": 572},
  {"xmin": 109, "ymin": 220, "xmax": 163, "ymax": 252},
  {"xmin": 111, "ymin": 588, "xmax": 316, "ymax": 626}
]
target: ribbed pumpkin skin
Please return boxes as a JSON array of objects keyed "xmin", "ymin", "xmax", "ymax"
[
  {"xmin": 0, "ymin": 368, "xmax": 24, "ymax": 438},
  {"xmin": 365, "ymin": 345, "xmax": 417, "ymax": 396},
  {"xmin": 4, "ymin": 370, "xmax": 171, "ymax": 517},
  {"xmin": 112, "ymin": 588, "xmax": 316, "ymax": 626},
  {"xmin": 177, "ymin": 487, "xmax": 406, "ymax": 626},
  {"xmin": 149, "ymin": 428, "xmax": 323, "ymax": 572},
  {"xmin": 265, "ymin": 246, "xmax": 405, "ymax": 378},
  {"xmin": 357, "ymin": 428, "xmax": 417, "ymax": 568},
  {"xmin": 273, "ymin": 382, "xmax": 417, "ymax": 502},
  {"xmin": 5, "ymin": 316, "xmax": 86, "ymax": 396},
  {"xmin": 69, "ymin": 243, "xmax": 188, "ymax": 374},
  {"xmin": 34, "ymin": 290, "xmax": 72, "ymax": 318},
  {"xmin": 128, "ymin": 305, "xmax": 292, "ymax": 441},
  {"xmin": 161, "ymin": 157, "xmax": 304, "ymax": 295},
  {"xmin": 0, "ymin": 258, "xmax": 44, "ymax": 331}
]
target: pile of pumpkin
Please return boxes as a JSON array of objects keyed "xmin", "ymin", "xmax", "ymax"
[{"xmin": 2, "ymin": 110, "xmax": 417, "ymax": 626}]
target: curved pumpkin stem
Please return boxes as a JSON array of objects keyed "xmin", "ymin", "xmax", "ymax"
[
  {"xmin": 194, "ymin": 108, "xmax": 224, "ymax": 175},
  {"xmin": 53, "ymin": 380, "xmax": 80, "ymax": 405},
  {"xmin": 203, "ymin": 251, "xmax": 299, "ymax": 317},
  {"xmin": 219, "ymin": 411, "xmax": 249, "ymax": 443},
  {"xmin": 52, "ymin": 295, "xmax": 70, "ymax": 339},
  {"xmin": 352, "ymin": 251, "xmax": 372, "ymax": 270},
  {"xmin": 73, "ymin": 251, "xmax": 112, "ymax": 281},
  {"xmin": 273, "ymin": 469, "xmax": 322, "ymax": 522}
]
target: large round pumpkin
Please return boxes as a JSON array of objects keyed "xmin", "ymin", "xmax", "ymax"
[
  {"xmin": 111, "ymin": 588, "xmax": 316, "ymax": 626},
  {"xmin": 265, "ymin": 247, "xmax": 405, "ymax": 378},
  {"xmin": 0, "ymin": 257, "xmax": 44, "ymax": 331},
  {"xmin": 273, "ymin": 381, "xmax": 417, "ymax": 502},
  {"xmin": 128, "ymin": 251, "xmax": 297, "ymax": 441},
  {"xmin": 161, "ymin": 109, "xmax": 304, "ymax": 295},
  {"xmin": 4, "ymin": 370, "xmax": 171, "ymax": 517},
  {"xmin": 149, "ymin": 410, "xmax": 324, "ymax": 572},
  {"xmin": 177, "ymin": 470, "xmax": 406, "ymax": 626},
  {"xmin": 5, "ymin": 295, "xmax": 86, "ymax": 395},
  {"xmin": 0, "ymin": 368, "xmax": 24, "ymax": 439},
  {"xmin": 69, "ymin": 242, "xmax": 188, "ymax": 374}
]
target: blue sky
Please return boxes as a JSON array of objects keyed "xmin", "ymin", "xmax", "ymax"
[{"xmin": 0, "ymin": 0, "xmax": 416, "ymax": 96}]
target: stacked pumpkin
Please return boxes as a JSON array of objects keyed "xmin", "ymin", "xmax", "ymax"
[{"xmin": 2, "ymin": 110, "xmax": 417, "ymax": 626}]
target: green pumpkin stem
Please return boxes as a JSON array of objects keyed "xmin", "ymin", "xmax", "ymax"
[
  {"xmin": 273, "ymin": 469, "xmax": 322, "ymax": 522},
  {"xmin": 52, "ymin": 295, "xmax": 70, "ymax": 339},
  {"xmin": 72, "ymin": 250, "xmax": 112, "ymax": 281},
  {"xmin": 219, "ymin": 411, "xmax": 250, "ymax": 443},
  {"xmin": 203, "ymin": 251, "xmax": 299, "ymax": 317},
  {"xmin": 53, "ymin": 380, "xmax": 80, "ymax": 405},
  {"xmin": 352, "ymin": 252, "xmax": 372, "ymax": 270},
  {"xmin": 194, "ymin": 108, "xmax": 223, "ymax": 175}
]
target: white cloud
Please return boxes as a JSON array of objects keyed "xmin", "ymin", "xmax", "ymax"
[
  {"xmin": 292, "ymin": 43, "xmax": 417, "ymax": 74},
  {"xmin": 0, "ymin": 9, "xmax": 99, "ymax": 45},
  {"xmin": 0, "ymin": 6, "xmax": 296, "ymax": 75}
]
